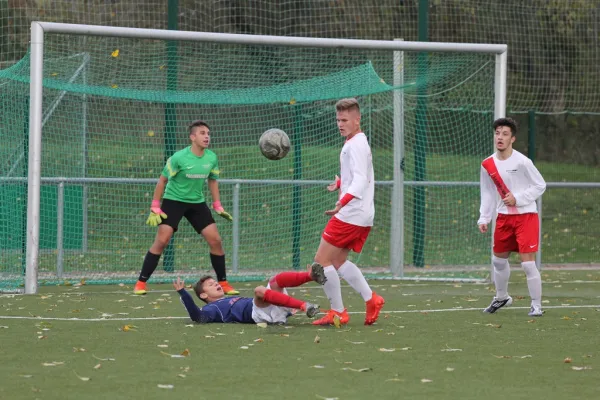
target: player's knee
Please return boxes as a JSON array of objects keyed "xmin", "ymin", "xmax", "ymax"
[
  {"xmin": 206, "ymin": 235, "xmax": 223, "ymax": 248},
  {"xmin": 492, "ymin": 255, "xmax": 509, "ymax": 270}
]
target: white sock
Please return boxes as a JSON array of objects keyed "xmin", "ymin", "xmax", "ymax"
[
  {"xmin": 322, "ymin": 265, "xmax": 345, "ymax": 312},
  {"xmin": 522, "ymin": 261, "xmax": 542, "ymax": 308},
  {"xmin": 338, "ymin": 260, "xmax": 373, "ymax": 302},
  {"xmin": 492, "ymin": 256, "xmax": 510, "ymax": 300}
]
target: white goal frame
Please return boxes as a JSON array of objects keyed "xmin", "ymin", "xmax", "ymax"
[{"xmin": 25, "ymin": 21, "xmax": 507, "ymax": 294}]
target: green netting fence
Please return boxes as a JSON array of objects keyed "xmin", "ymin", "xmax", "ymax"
[{"xmin": 0, "ymin": 31, "xmax": 497, "ymax": 290}]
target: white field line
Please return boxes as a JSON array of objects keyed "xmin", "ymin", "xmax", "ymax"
[
  {"xmin": 11, "ymin": 279, "xmax": 599, "ymax": 296},
  {"xmin": 0, "ymin": 304, "xmax": 598, "ymax": 322}
]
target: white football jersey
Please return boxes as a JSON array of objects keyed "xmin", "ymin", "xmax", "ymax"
[
  {"xmin": 478, "ymin": 149, "xmax": 546, "ymax": 225},
  {"xmin": 335, "ymin": 132, "xmax": 375, "ymax": 227}
]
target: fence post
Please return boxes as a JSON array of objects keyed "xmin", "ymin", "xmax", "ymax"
[
  {"xmin": 413, "ymin": 0, "xmax": 429, "ymax": 268},
  {"xmin": 163, "ymin": 0, "xmax": 179, "ymax": 272},
  {"xmin": 528, "ymin": 109, "xmax": 542, "ymax": 269}
]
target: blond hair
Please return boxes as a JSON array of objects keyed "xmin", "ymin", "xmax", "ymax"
[{"xmin": 335, "ymin": 98, "xmax": 360, "ymax": 114}]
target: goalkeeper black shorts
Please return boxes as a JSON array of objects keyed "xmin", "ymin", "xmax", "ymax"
[{"xmin": 159, "ymin": 199, "xmax": 216, "ymax": 233}]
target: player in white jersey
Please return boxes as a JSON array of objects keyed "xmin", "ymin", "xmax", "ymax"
[
  {"xmin": 478, "ymin": 117, "xmax": 546, "ymax": 316},
  {"xmin": 312, "ymin": 98, "xmax": 385, "ymax": 326}
]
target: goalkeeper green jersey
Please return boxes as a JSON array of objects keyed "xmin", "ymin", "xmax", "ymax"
[{"xmin": 161, "ymin": 146, "xmax": 219, "ymax": 203}]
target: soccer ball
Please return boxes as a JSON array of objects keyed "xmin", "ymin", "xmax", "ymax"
[{"xmin": 259, "ymin": 128, "xmax": 291, "ymax": 160}]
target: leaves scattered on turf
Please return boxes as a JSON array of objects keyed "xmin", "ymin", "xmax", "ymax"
[
  {"xmin": 564, "ymin": 357, "xmax": 572, "ymax": 363},
  {"xmin": 160, "ymin": 348, "xmax": 190, "ymax": 358},
  {"xmin": 314, "ymin": 335, "xmax": 320, "ymax": 343},
  {"xmin": 311, "ymin": 365, "xmax": 326, "ymax": 369},
  {"xmin": 379, "ymin": 348, "xmax": 396, "ymax": 352},
  {"xmin": 421, "ymin": 379, "xmax": 433, "ymax": 383}
]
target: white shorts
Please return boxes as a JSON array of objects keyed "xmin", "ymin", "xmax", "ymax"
[{"xmin": 251, "ymin": 286, "xmax": 292, "ymax": 324}]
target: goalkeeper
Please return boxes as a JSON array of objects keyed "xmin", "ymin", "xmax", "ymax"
[{"xmin": 134, "ymin": 120, "xmax": 238, "ymax": 296}]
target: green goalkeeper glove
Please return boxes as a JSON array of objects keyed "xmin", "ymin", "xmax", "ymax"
[
  {"xmin": 146, "ymin": 200, "xmax": 167, "ymax": 227},
  {"xmin": 212, "ymin": 201, "xmax": 233, "ymax": 221}
]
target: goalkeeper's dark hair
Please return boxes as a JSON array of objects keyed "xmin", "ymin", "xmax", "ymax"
[
  {"xmin": 493, "ymin": 117, "xmax": 518, "ymax": 136},
  {"xmin": 188, "ymin": 120, "xmax": 210, "ymax": 133},
  {"xmin": 193, "ymin": 275, "xmax": 214, "ymax": 303}
]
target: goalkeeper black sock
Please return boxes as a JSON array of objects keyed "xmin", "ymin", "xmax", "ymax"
[
  {"xmin": 210, "ymin": 253, "xmax": 227, "ymax": 282},
  {"xmin": 138, "ymin": 251, "xmax": 161, "ymax": 282}
]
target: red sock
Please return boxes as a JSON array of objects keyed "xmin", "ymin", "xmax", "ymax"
[
  {"xmin": 270, "ymin": 271, "xmax": 312, "ymax": 288},
  {"xmin": 263, "ymin": 289, "xmax": 305, "ymax": 310}
]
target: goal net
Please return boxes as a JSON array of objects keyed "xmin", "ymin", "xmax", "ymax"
[{"xmin": 0, "ymin": 23, "xmax": 506, "ymax": 293}]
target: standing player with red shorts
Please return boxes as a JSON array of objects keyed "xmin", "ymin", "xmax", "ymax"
[
  {"xmin": 478, "ymin": 118, "xmax": 546, "ymax": 316},
  {"xmin": 311, "ymin": 98, "xmax": 385, "ymax": 326}
]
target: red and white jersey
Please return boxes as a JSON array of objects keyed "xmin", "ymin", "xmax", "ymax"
[
  {"xmin": 478, "ymin": 149, "xmax": 546, "ymax": 225},
  {"xmin": 336, "ymin": 132, "xmax": 375, "ymax": 227}
]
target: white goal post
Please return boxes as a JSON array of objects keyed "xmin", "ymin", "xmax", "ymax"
[{"xmin": 25, "ymin": 21, "xmax": 507, "ymax": 294}]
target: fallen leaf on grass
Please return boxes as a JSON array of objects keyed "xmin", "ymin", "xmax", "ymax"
[
  {"xmin": 157, "ymin": 384, "xmax": 174, "ymax": 389},
  {"xmin": 161, "ymin": 349, "xmax": 190, "ymax": 358},
  {"xmin": 379, "ymin": 348, "xmax": 396, "ymax": 352},
  {"xmin": 572, "ymin": 366, "xmax": 592, "ymax": 371},
  {"xmin": 314, "ymin": 335, "xmax": 320, "ymax": 343},
  {"xmin": 93, "ymin": 364, "xmax": 102, "ymax": 370},
  {"xmin": 342, "ymin": 367, "xmax": 372, "ymax": 372},
  {"xmin": 563, "ymin": 357, "xmax": 572, "ymax": 363},
  {"xmin": 561, "ymin": 316, "xmax": 572, "ymax": 320},
  {"xmin": 178, "ymin": 374, "xmax": 186, "ymax": 378},
  {"xmin": 42, "ymin": 361, "xmax": 64, "ymax": 367},
  {"xmin": 345, "ymin": 339, "xmax": 364, "ymax": 345},
  {"xmin": 441, "ymin": 345, "xmax": 462, "ymax": 352},
  {"xmin": 19, "ymin": 375, "xmax": 33, "ymax": 378},
  {"xmin": 0, "ymin": 326, "xmax": 8, "ymax": 329},
  {"xmin": 446, "ymin": 367, "xmax": 455, "ymax": 372},
  {"xmin": 485, "ymin": 323, "xmax": 502, "ymax": 328},
  {"xmin": 240, "ymin": 346, "xmax": 249, "ymax": 350},
  {"xmin": 421, "ymin": 379, "xmax": 433, "ymax": 383},
  {"xmin": 256, "ymin": 323, "xmax": 268, "ymax": 328},
  {"xmin": 120, "ymin": 325, "xmax": 137, "ymax": 332},
  {"xmin": 72, "ymin": 348, "xmax": 86, "ymax": 352},
  {"xmin": 74, "ymin": 371, "xmax": 90, "ymax": 381},
  {"xmin": 254, "ymin": 338, "xmax": 263, "ymax": 343},
  {"xmin": 333, "ymin": 315, "xmax": 341, "ymax": 329},
  {"xmin": 315, "ymin": 395, "xmax": 338, "ymax": 400},
  {"xmin": 92, "ymin": 355, "xmax": 115, "ymax": 361},
  {"xmin": 157, "ymin": 344, "xmax": 169, "ymax": 348},
  {"xmin": 311, "ymin": 365, "xmax": 325, "ymax": 369}
]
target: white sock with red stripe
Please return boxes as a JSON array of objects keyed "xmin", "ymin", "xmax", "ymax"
[
  {"xmin": 522, "ymin": 261, "xmax": 542, "ymax": 307},
  {"xmin": 322, "ymin": 265, "xmax": 345, "ymax": 312},
  {"xmin": 492, "ymin": 256, "xmax": 510, "ymax": 299},
  {"xmin": 338, "ymin": 260, "xmax": 372, "ymax": 302}
]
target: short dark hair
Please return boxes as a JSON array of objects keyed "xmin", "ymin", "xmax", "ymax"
[
  {"xmin": 188, "ymin": 120, "xmax": 210, "ymax": 134},
  {"xmin": 193, "ymin": 275, "xmax": 214, "ymax": 303},
  {"xmin": 493, "ymin": 117, "xmax": 517, "ymax": 136}
]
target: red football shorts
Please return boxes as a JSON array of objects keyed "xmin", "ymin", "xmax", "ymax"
[
  {"xmin": 322, "ymin": 217, "xmax": 371, "ymax": 253},
  {"xmin": 493, "ymin": 213, "xmax": 539, "ymax": 254}
]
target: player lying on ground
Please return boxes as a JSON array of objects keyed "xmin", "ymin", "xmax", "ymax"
[{"xmin": 174, "ymin": 263, "xmax": 327, "ymax": 324}]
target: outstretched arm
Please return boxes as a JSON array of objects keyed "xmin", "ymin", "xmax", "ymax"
[{"xmin": 173, "ymin": 278, "xmax": 204, "ymax": 323}]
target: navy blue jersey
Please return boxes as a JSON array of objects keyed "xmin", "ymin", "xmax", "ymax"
[{"xmin": 177, "ymin": 289, "xmax": 255, "ymax": 324}]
